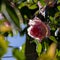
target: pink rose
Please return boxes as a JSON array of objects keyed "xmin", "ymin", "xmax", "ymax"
[{"xmin": 27, "ymin": 17, "xmax": 50, "ymax": 42}]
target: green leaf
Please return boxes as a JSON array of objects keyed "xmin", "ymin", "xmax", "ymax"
[
  {"xmin": 57, "ymin": 50, "xmax": 60, "ymax": 56},
  {"xmin": 33, "ymin": 0, "xmax": 38, "ymax": 3},
  {"xmin": 6, "ymin": 40, "xmax": 10, "ymax": 45},
  {"xmin": 27, "ymin": 0, "xmax": 33, "ymax": 4},
  {"xmin": 12, "ymin": 44, "xmax": 25, "ymax": 60},
  {"xmin": 54, "ymin": 12, "xmax": 60, "ymax": 19},
  {"xmin": 57, "ymin": 6, "xmax": 60, "ymax": 11},
  {"xmin": 58, "ymin": 0, "xmax": 60, "ymax": 3},
  {"xmin": 36, "ymin": 43, "xmax": 42, "ymax": 56},
  {"xmin": 28, "ymin": 4, "xmax": 37, "ymax": 9},
  {"xmin": 49, "ymin": 36, "xmax": 57, "ymax": 43},
  {"xmin": 12, "ymin": 48, "xmax": 20, "ymax": 59},
  {"xmin": 49, "ymin": 16, "xmax": 54, "ymax": 22},
  {"xmin": 18, "ymin": 44, "xmax": 25, "ymax": 60},
  {"xmin": 18, "ymin": 2, "xmax": 26, "ymax": 9},
  {"xmin": 8, "ymin": 32, "xmax": 13, "ymax": 37},
  {"xmin": 56, "ymin": 49, "xmax": 60, "ymax": 57},
  {"xmin": 49, "ymin": 16, "xmax": 58, "ymax": 25},
  {"xmin": 6, "ymin": 5, "xmax": 20, "ymax": 29},
  {"xmin": 19, "ymin": 45, "xmax": 25, "ymax": 60},
  {"xmin": 39, "ymin": 0, "xmax": 45, "ymax": 6},
  {"xmin": 0, "ymin": 35, "xmax": 8, "ymax": 57}
]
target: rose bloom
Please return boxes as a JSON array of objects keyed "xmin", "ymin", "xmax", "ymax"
[{"xmin": 27, "ymin": 17, "xmax": 50, "ymax": 42}]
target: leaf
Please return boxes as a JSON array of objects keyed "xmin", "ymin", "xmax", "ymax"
[
  {"xmin": 39, "ymin": 0, "xmax": 45, "ymax": 6},
  {"xmin": 56, "ymin": 49, "xmax": 60, "ymax": 57},
  {"xmin": 1, "ymin": 2, "xmax": 21, "ymax": 35},
  {"xmin": 27, "ymin": 0, "xmax": 33, "ymax": 4},
  {"xmin": 54, "ymin": 12, "xmax": 60, "ymax": 19},
  {"xmin": 6, "ymin": 4, "xmax": 20, "ymax": 29},
  {"xmin": 8, "ymin": 32, "xmax": 13, "ymax": 37},
  {"xmin": 28, "ymin": 4, "xmax": 38, "ymax": 9},
  {"xmin": 5, "ymin": 40, "xmax": 10, "ymax": 45},
  {"xmin": 57, "ymin": 50, "xmax": 60, "ymax": 56},
  {"xmin": 37, "ymin": 43, "xmax": 57, "ymax": 60},
  {"xmin": 0, "ymin": 35, "xmax": 8, "ymax": 57},
  {"xmin": 33, "ymin": 0, "xmax": 38, "ymax": 3},
  {"xmin": 49, "ymin": 36, "xmax": 57, "ymax": 43},
  {"xmin": 12, "ymin": 44, "xmax": 25, "ymax": 60},
  {"xmin": 49, "ymin": 16, "xmax": 54, "ymax": 22},
  {"xmin": 57, "ymin": 6, "xmax": 60, "ymax": 11},
  {"xmin": 36, "ymin": 43, "xmax": 42, "ymax": 56},
  {"xmin": 18, "ymin": 2, "xmax": 26, "ymax": 9},
  {"xmin": 19, "ymin": 44, "xmax": 25, "ymax": 60},
  {"xmin": 12, "ymin": 48, "xmax": 20, "ymax": 59},
  {"xmin": 58, "ymin": 0, "xmax": 60, "ymax": 3}
]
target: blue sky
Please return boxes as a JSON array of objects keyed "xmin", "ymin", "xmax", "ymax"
[{"xmin": 2, "ymin": 24, "xmax": 26, "ymax": 60}]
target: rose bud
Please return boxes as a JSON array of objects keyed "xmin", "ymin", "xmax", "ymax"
[{"xmin": 27, "ymin": 17, "xmax": 50, "ymax": 42}]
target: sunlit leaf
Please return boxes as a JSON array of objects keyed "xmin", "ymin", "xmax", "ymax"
[
  {"xmin": 5, "ymin": 40, "xmax": 10, "ymax": 45},
  {"xmin": 56, "ymin": 49, "xmax": 60, "ymax": 57},
  {"xmin": 58, "ymin": 0, "xmax": 60, "ymax": 3},
  {"xmin": 12, "ymin": 43, "xmax": 25, "ymax": 60},
  {"xmin": 37, "ymin": 43, "xmax": 57, "ymax": 60},
  {"xmin": 27, "ymin": 0, "xmax": 33, "ymax": 4},
  {"xmin": 49, "ymin": 36, "xmax": 57, "ymax": 43},
  {"xmin": 33, "ymin": 0, "xmax": 38, "ymax": 3},
  {"xmin": 28, "ymin": 4, "xmax": 37, "ymax": 9},
  {"xmin": 0, "ymin": 35, "xmax": 8, "ymax": 57},
  {"xmin": 49, "ymin": 16, "xmax": 54, "ymax": 22},
  {"xmin": 36, "ymin": 42, "xmax": 42, "ymax": 56},
  {"xmin": 58, "ymin": 51, "xmax": 60, "ymax": 56},
  {"xmin": 18, "ymin": 2, "xmax": 26, "ymax": 9},
  {"xmin": 12, "ymin": 48, "xmax": 20, "ymax": 59},
  {"xmin": 54, "ymin": 12, "xmax": 60, "ymax": 19},
  {"xmin": 39, "ymin": 0, "xmax": 45, "ymax": 6},
  {"xmin": 19, "ymin": 44, "xmax": 25, "ymax": 60},
  {"xmin": 57, "ymin": 6, "xmax": 60, "ymax": 11}
]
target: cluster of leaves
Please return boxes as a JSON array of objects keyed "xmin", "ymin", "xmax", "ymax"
[{"xmin": 0, "ymin": 0, "xmax": 60, "ymax": 60}]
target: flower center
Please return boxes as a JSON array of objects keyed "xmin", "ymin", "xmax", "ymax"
[{"xmin": 30, "ymin": 23, "xmax": 46, "ymax": 39}]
